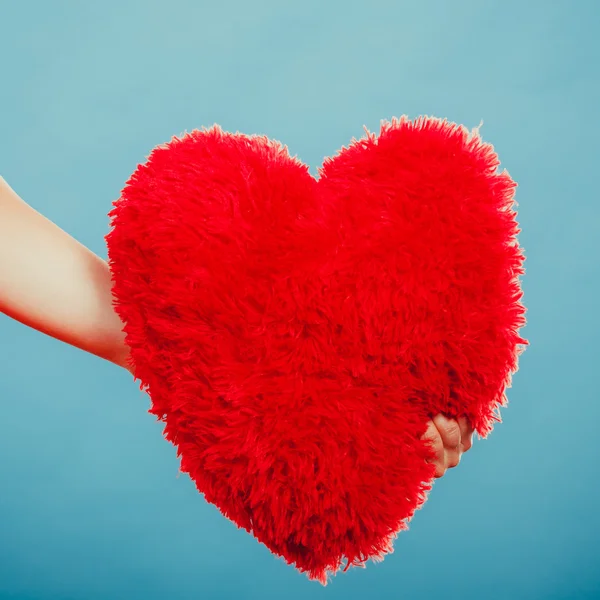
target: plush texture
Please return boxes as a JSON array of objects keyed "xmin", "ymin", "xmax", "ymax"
[{"xmin": 106, "ymin": 116, "xmax": 526, "ymax": 584}]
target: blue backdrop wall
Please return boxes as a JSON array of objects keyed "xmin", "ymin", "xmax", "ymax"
[{"xmin": 1, "ymin": 1, "xmax": 598, "ymax": 599}]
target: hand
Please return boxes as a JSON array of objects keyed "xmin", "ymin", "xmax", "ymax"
[{"xmin": 422, "ymin": 414, "xmax": 474, "ymax": 478}]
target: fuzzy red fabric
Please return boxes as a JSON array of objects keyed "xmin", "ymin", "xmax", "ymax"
[{"xmin": 106, "ymin": 116, "xmax": 526, "ymax": 584}]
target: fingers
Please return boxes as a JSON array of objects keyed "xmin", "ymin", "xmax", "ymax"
[
  {"xmin": 458, "ymin": 416, "xmax": 474, "ymax": 452},
  {"xmin": 422, "ymin": 420, "xmax": 446, "ymax": 478},
  {"xmin": 422, "ymin": 414, "xmax": 475, "ymax": 479},
  {"xmin": 433, "ymin": 414, "xmax": 461, "ymax": 471},
  {"xmin": 433, "ymin": 414, "xmax": 462, "ymax": 450}
]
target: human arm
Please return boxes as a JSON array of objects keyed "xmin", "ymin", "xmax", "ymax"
[{"xmin": 0, "ymin": 176, "xmax": 131, "ymax": 371}]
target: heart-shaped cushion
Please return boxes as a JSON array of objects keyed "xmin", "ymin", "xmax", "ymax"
[{"xmin": 106, "ymin": 116, "xmax": 526, "ymax": 584}]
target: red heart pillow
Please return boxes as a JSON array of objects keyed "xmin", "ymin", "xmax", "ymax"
[{"xmin": 106, "ymin": 116, "xmax": 526, "ymax": 584}]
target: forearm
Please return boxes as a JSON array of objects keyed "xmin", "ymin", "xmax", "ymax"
[{"xmin": 0, "ymin": 176, "xmax": 131, "ymax": 370}]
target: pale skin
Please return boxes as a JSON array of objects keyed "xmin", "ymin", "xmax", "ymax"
[{"xmin": 0, "ymin": 176, "xmax": 473, "ymax": 478}]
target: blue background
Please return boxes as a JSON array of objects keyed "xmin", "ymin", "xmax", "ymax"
[{"xmin": 1, "ymin": 1, "xmax": 598, "ymax": 599}]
